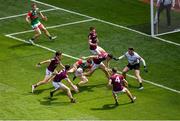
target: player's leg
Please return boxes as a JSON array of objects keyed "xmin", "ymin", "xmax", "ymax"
[
  {"xmin": 99, "ymin": 63, "xmax": 110, "ymax": 79},
  {"xmin": 112, "ymin": 92, "xmax": 119, "ymax": 105},
  {"xmin": 32, "ymin": 75, "xmax": 52, "ymax": 92},
  {"xmin": 78, "ymin": 75, "xmax": 89, "ymax": 86},
  {"xmin": 60, "ymin": 83, "xmax": 76, "ymax": 103},
  {"xmin": 134, "ymin": 69, "xmax": 143, "ymax": 89},
  {"xmin": 122, "ymin": 66, "xmax": 129, "ymax": 79},
  {"xmin": 29, "ymin": 28, "xmax": 41, "ymax": 44},
  {"xmin": 40, "ymin": 24, "xmax": 57, "ymax": 40},
  {"xmin": 166, "ymin": 4, "xmax": 171, "ymax": 26},
  {"xmin": 83, "ymin": 64, "xmax": 97, "ymax": 77},
  {"xmin": 124, "ymin": 87, "xmax": 136, "ymax": 103},
  {"xmin": 50, "ymin": 81, "xmax": 61, "ymax": 98},
  {"xmin": 157, "ymin": 4, "xmax": 165, "ymax": 25},
  {"xmin": 32, "ymin": 69, "xmax": 53, "ymax": 92}
]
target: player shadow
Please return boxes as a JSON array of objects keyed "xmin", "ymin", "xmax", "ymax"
[
  {"xmin": 38, "ymin": 97, "xmax": 70, "ymax": 106},
  {"xmin": 33, "ymin": 87, "xmax": 54, "ymax": 95},
  {"xmin": 77, "ymin": 83, "xmax": 106, "ymax": 93},
  {"xmin": 128, "ymin": 84, "xmax": 139, "ymax": 89},
  {"xmin": 9, "ymin": 43, "xmax": 32, "ymax": 49},
  {"xmin": 91, "ymin": 102, "xmax": 132, "ymax": 110}
]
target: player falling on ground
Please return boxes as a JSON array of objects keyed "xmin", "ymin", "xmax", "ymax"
[
  {"xmin": 68, "ymin": 59, "xmax": 93, "ymax": 86},
  {"xmin": 88, "ymin": 27, "xmax": 106, "ymax": 55},
  {"xmin": 118, "ymin": 47, "xmax": 148, "ymax": 90},
  {"xmin": 83, "ymin": 52, "xmax": 113, "ymax": 79},
  {"xmin": 31, "ymin": 51, "xmax": 64, "ymax": 93},
  {"xmin": 108, "ymin": 67, "xmax": 136, "ymax": 105},
  {"xmin": 26, "ymin": 3, "xmax": 56, "ymax": 44},
  {"xmin": 50, "ymin": 65, "xmax": 78, "ymax": 103}
]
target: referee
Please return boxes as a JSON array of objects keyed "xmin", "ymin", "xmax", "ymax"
[{"xmin": 118, "ymin": 48, "xmax": 148, "ymax": 90}]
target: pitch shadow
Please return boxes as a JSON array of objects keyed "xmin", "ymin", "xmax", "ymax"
[{"xmin": 91, "ymin": 102, "xmax": 132, "ymax": 110}]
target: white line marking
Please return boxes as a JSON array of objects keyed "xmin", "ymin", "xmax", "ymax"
[
  {"xmin": 155, "ymin": 29, "xmax": 180, "ymax": 36},
  {"xmin": 126, "ymin": 73, "xmax": 180, "ymax": 94},
  {"xmin": 5, "ymin": 35, "xmax": 180, "ymax": 94},
  {"xmin": 31, "ymin": 0, "xmax": 180, "ymax": 47},
  {"xmin": 153, "ymin": 36, "xmax": 180, "ymax": 46},
  {"xmin": 0, "ymin": 8, "xmax": 58, "ymax": 20},
  {"xmin": 7, "ymin": 18, "xmax": 95, "ymax": 36}
]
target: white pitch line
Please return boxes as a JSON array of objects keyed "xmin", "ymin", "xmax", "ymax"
[
  {"xmin": 153, "ymin": 36, "xmax": 180, "ymax": 46},
  {"xmin": 0, "ymin": 8, "xmax": 58, "ymax": 20},
  {"xmin": 7, "ymin": 18, "xmax": 95, "ymax": 36},
  {"xmin": 31, "ymin": 0, "xmax": 180, "ymax": 47},
  {"xmin": 5, "ymin": 34, "xmax": 180, "ymax": 94},
  {"xmin": 155, "ymin": 29, "xmax": 180, "ymax": 36}
]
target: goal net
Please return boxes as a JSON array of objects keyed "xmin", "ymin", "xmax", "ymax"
[{"xmin": 150, "ymin": 0, "xmax": 180, "ymax": 36}]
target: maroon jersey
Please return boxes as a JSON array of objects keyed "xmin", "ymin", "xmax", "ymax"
[
  {"xmin": 110, "ymin": 74, "xmax": 124, "ymax": 91},
  {"xmin": 53, "ymin": 69, "xmax": 68, "ymax": 82},
  {"xmin": 93, "ymin": 53, "xmax": 108, "ymax": 64},
  {"xmin": 47, "ymin": 57, "xmax": 60, "ymax": 72},
  {"xmin": 88, "ymin": 32, "xmax": 98, "ymax": 50}
]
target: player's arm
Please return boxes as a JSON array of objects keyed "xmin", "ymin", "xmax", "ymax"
[
  {"xmin": 118, "ymin": 55, "xmax": 125, "ymax": 60},
  {"xmin": 82, "ymin": 55, "xmax": 97, "ymax": 60},
  {"xmin": 25, "ymin": 14, "xmax": 31, "ymax": 24},
  {"xmin": 88, "ymin": 37, "xmax": 97, "ymax": 46},
  {"xmin": 59, "ymin": 61, "xmax": 65, "ymax": 69},
  {"xmin": 36, "ymin": 59, "xmax": 51, "ymax": 67},
  {"xmin": 39, "ymin": 11, "xmax": 47, "ymax": 21},
  {"xmin": 156, "ymin": 0, "xmax": 160, "ymax": 7},
  {"xmin": 139, "ymin": 56, "xmax": 148, "ymax": 72},
  {"xmin": 65, "ymin": 78, "xmax": 79, "ymax": 92},
  {"xmin": 122, "ymin": 79, "xmax": 128, "ymax": 87},
  {"xmin": 107, "ymin": 79, "xmax": 113, "ymax": 89},
  {"xmin": 172, "ymin": 0, "xmax": 175, "ymax": 8}
]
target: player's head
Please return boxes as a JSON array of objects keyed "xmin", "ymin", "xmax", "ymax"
[
  {"xmin": 86, "ymin": 59, "xmax": 93, "ymax": 66},
  {"xmin": 107, "ymin": 53, "xmax": 113, "ymax": 60},
  {"xmin": 90, "ymin": 27, "xmax": 96, "ymax": 32},
  {"xmin": 31, "ymin": 3, "xmax": 37, "ymax": 10},
  {"xmin": 112, "ymin": 67, "xmax": 118, "ymax": 74},
  {"xmin": 65, "ymin": 65, "xmax": 71, "ymax": 71},
  {"xmin": 55, "ymin": 51, "xmax": 62, "ymax": 57},
  {"xmin": 128, "ymin": 47, "xmax": 134, "ymax": 55}
]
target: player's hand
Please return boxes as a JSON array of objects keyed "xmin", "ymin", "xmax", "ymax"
[
  {"xmin": 144, "ymin": 66, "xmax": 148, "ymax": 73},
  {"xmin": 36, "ymin": 63, "xmax": 41, "ymax": 67},
  {"xmin": 73, "ymin": 85, "xmax": 79, "ymax": 93},
  {"xmin": 113, "ymin": 57, "xmax": 119, "ymax": 61},
  {"xmin": 42, "ymin": 16, "xmax": 48, "ymax": 21}
]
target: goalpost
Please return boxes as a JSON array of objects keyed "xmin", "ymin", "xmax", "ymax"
[{"xmin": 150, "ymin": 0, "xmax": 180, "ymax": 36}]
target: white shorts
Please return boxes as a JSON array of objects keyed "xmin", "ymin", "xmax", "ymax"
[
  {"xmin": 45, "ymin": 68, "xmax": 53, "ymax": 78},
  {"xmin": 52, "ymin": 81, "xmax": 66, "ymax": 90},
  {"xmin": 91, "ymin": 62, "xmax": 105, "ymax": 71},
  {"xmin": 113, "ymin": 88, "xmax": 126, "ymax": 94}
]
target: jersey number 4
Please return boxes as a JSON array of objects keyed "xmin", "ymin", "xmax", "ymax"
[{"xmin": 115, "ymin": 77, "xmax": 121, "ymax": 83}]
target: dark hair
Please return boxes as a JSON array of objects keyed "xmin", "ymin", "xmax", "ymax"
[
  {"xmin": 128, "ymin": 47, "xmax": 134, "ymax": 51},
  {"xmin": 108, "ymin": 53, "xmax": 113, "ymax": 59},
  {"xmin": 112, "ymin": 67, "xmax": 117, "ymax": 73},
  {"xmin": 90, "ymin": 27, "xmax": 95, "ymax": 31},
  {"xmin": 55, "ymin": 51, "xmax": 62, "ymax": 56},
  {"xmin": 65, "ymin": 65, "xmax": 71, "ymax": 70},
  {"xmin": 31, "ymin": 3, "xmax": 36, "ymax": 7},
  {"xmin": 87, "ymin": 59, "xmax": 92, "ymax": 64}
]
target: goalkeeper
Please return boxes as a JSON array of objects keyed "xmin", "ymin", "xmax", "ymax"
[
  {"xmin": 116, "ymin": 48, "xmax": 148, "ymax": 90},
  {"xmin": 26, "ymin": 3, "xmax": 56, "ymax": 44}
]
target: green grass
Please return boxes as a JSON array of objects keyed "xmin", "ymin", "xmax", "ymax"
[{"xmin": 0, "ymin": 0, "xmax": 180, "ymax": 120}]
